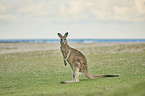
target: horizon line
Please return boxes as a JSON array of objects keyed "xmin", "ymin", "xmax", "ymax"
[{"xmin": 0, "ymin": 38, "xmax": 145, "ymax": 40}]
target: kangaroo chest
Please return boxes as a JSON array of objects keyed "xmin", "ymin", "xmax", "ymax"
[{"xmin": 60, "ymin": 45, "xmax": 70, "ymax": 59}]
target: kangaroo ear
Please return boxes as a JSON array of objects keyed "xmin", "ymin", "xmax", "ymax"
[
  {"xmin": 64, "ymin": 32, "xmax": 68, "ymax": 37},
  {"xmin": 57, "ymin": 33, "xmax": 62, "ymax": 38}
]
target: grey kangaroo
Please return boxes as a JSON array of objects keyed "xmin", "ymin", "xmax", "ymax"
[{"xmin": 57, "ymin": 32, "xmax": 119, "ymax": 84}]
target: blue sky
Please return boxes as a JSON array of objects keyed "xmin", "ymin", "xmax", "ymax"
[{"xmin": 0, "ymin": 0, "xmax": 145, "ymax": 39}]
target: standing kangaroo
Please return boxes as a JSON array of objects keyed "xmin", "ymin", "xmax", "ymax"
[{"xmin": 57, "ymin": 32, "xmax": 119, "ymax": 84}]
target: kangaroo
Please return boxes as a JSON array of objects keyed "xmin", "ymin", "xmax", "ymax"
[{"xmin": 57, "ymin": 32, "xmax": 119, "ymax": 84}]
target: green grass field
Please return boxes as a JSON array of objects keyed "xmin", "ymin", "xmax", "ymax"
[{"xmin": 0, "ymin": 43, "xmax": 145, "ymax": 96}]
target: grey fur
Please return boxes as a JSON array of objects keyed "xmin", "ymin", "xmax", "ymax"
[{"xmin": 57, "ymin": 32, "xmax": 119, "ymax": 84}]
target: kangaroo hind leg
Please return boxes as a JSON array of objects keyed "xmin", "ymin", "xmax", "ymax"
[{"xmin": 74, "ymin": 67, "xmax": 80, "ymax": 82}]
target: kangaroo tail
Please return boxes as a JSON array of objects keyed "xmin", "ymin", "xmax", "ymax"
[{"xmin": 84, "ymin": 72, "xmax": 119, "ymax": 79}]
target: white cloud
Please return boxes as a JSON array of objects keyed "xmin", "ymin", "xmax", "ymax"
[
  {"xmin": 0, "ymin": 0, "xmax": 145, "ymax": 24},
  {"xmin": 0, "ymin": 0, "xmax": 55, "ymax": 23},
  {"xmin": 0, "ymin": 14, "xmax": 21, "ymax": 22},
  {"xmin": 17, "ymin": 5, "xmax": 45, "ymax": 16},
  {"xmin": 135, "ymin": 0, "xmax": 145, "ymax": 14},
  {"xmin": 59, "ymin": 0, "xmax": 88, "ymax": 22},
  {"xmin": 58, "ymin": 0, "xmax": 145, "ymax": 22},
  {"xmin": 0, "ymin": 1, "xmax": 6, "ymax": 12},
  {"xmin": 16, "ymin": 0, "xmax": 50, "ymax": 16}
]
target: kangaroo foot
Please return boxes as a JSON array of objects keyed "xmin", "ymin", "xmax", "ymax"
[{"xmin": 61, "ymin": 81, "xmax": 78, "ymax": 84}]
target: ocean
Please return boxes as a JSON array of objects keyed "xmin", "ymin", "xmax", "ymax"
[{"xmin": 0, "ymin": 39, "xmax": 145, "ymax": 43}]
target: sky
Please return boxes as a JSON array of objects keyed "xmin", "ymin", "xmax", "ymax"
[{"xmin": 0, "ymin": 0, "xmax": 145, "ymax": 39}]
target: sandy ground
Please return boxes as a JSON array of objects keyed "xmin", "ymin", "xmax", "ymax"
[{"xmin": 0, "ymin": 42, "xmax": 145, "ymax": 54}]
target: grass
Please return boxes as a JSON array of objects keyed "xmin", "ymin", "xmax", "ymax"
[
  {"xmin": 0, "ymin": 43, "xmax": 145, "ymax": 96},
  {"xmin": 108, "ymin": 81, "xmax": 145, "ymax": 96}
]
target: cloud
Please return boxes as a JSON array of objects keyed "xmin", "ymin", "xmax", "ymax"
[
  {"xmin": 112, "ymin": 0, "xmax": 145, "ymax": 22},
  {"xmin": 0, "ymin": 1, "xmax": 6, "ymax": 12},
  {"xmin": 0, "ymin": 0, "xmax": 54, "ymax": 23},
  {"xmin": 58, "ymin": 0, "xmax": 145, "ymax": 22},
  {"xmin": 0, "ymin": 0, "xmax": 145, "ymax": 24},
  {"xmin": 0, "ymin": 1, "xmax": 22, "ymax": 23},
  {"xmin": 0, "ymin": 14, "xmax": 21, "ymax": 23},
  {"xmin": 135, "ymin": 0, "xmax": 145, "ymax": 14},
  {"xmin": 16, "ymin": 0, "xmax": 50, "ymax": 16}
]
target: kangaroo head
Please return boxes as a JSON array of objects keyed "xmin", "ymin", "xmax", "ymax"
[{"xmin": 57, "ymin": 32, "xmax": 68, "ymax": 45}]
